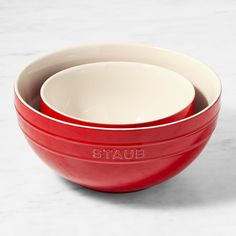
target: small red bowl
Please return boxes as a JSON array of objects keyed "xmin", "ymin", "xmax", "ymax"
[
  {"xmin": 40, "ymin": 62, "xmax": 195, "ymax": 128},
  {"xmin": 14, "ymin": 43, "xmax": 221, "ymax": 192}
]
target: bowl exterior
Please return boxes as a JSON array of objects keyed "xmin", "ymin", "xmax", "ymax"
[
  {"xmin": 23, "ymin": 132, "xmax": 210, "ymax": 192},
  {"xmin": 15, "ymin": 98, "xmax": 219, "ymax": 192},
  {"xmin": 16, "ymin": 108, "xmax": 218, "ymax": 163}
]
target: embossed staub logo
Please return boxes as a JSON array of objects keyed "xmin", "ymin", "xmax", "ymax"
[{"xmin": 92, "ymin": 148, "xmax": 145, "ymax": 160}]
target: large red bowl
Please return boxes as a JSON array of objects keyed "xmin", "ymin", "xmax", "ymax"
[{"xmin": 14, "ymin": 43, "xmax": 221, "ymax": 192}]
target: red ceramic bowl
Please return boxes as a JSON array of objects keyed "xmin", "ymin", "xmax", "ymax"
[
  {"xmin": 14, "ymin": 43, "xmax": 221, "ymax": 192},
  {"xmin": 40, "ymin": 62, "xmax": 195, "ymax": 128}
]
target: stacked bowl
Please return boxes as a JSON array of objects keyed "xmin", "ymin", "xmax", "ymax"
[{"xmin": 14, "ymin": 43, "xmax": 221, "ymax": 192}]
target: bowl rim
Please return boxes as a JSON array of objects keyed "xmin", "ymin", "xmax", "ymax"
[{"xmin": 15, "ymin": 42, "xmax": 222, "ymax": 131}]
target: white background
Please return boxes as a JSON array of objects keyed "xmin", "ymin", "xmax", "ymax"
[{"xmin": 0, "ymin": 0, "xmax": 236, "ymax": 235}]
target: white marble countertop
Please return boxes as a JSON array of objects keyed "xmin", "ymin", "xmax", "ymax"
[{"xmin": 0, "ymin": 0, "xmax": 236, "ymax": 235}]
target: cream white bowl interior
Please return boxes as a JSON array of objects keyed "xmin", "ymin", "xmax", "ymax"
[
  {"xmin": 16, "ymin": 43, "xmax": 221, "ymax": 129},
  {"xmin": 40, "ymin": 62, "xmax": 195, "ymax": 125}
]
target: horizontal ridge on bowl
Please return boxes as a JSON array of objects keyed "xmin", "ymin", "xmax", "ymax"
[{"xmin": 17, "ymin": 108, "xmax": 218, "ymax": 163}]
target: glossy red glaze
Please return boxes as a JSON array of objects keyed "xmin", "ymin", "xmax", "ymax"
[
  {"xmin": 40, "ymin": 95, "xmax": 195, "ymax": 128},
  {"xmin": 17, "ymin": 109, "xmax": 217, "ymax": 162},
  {"xmin": 14, "ymin": 43, "xmax": 221, "ymax": 192},
  {"xmin": 25, "ymin": 134, "xmax": 209, "ymax": 192},
  {"xmin": 14, "ymin": 92, "xmax": 220, "ymax": 192}
]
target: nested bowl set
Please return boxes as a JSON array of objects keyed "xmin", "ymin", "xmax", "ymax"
[{"xmin": 14, "ymin": 43, "xmax": 221, "ymax": 192}]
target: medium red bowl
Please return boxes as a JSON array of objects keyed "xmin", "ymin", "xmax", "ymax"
[
  {"xmin": 14, "ymin": 43, "xmax": 221, "ymax": 192},
  {"xmin": 39, "ymin": 62, "xmax": 195, "ymax": 128}
]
